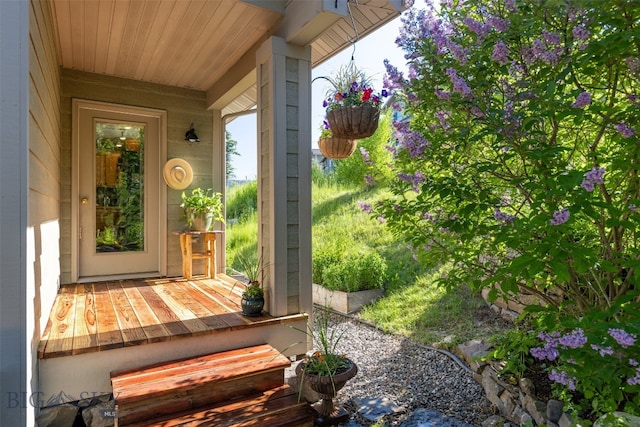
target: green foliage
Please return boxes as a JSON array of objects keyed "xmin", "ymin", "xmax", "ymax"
[
  {"xmin": 374, "ymin": 0, "xmax": 640, "ymax": 317},
  {"xmin": 298, "ymin": 306, "xmax": 350, "ymax": 377},
  {"xmin": 226, "ymin": 181, "xmax": 257, "ymax": 221},
  {"xmin": 180, "ymin": 188, "xmax": 225, "ymax": 229},
  {"xmin": 488, "ymin": 328, "xmax": 539, "ymax": 380},
  {"xmin": 321, "ymin": 251, "xmax": 388, "ymax": 292},
  {"xmin": 334, "ymin": 112, "xmax": 395, "ymax": 187},
  {"xmin": 527, "ymin": 295, "xmax": 640, "ymax": 420},
  {"xmin": 225, "ymin": 130, "xmax": 239, "ymax": 181}
]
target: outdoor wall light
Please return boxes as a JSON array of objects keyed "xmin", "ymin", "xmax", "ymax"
[{"xmin": 184, "ymin": 123, "xmax": 200, "ymax": 143}]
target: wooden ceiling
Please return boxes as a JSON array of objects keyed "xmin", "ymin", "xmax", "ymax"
[{"xmin": 50, "ymin": 0, "xmax": 402, "ymax": 112}]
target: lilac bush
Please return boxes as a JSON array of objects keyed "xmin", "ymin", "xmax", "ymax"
[
  {"xmin": 374, "ymin": 0, "xmax": 640, "ymax": 315},
  {"xmin": 370, "ymin": 0, "xmax": 640, "ymax": 418}
]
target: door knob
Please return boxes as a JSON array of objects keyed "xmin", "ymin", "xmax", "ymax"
[{"xmin": 81, "ymin": 197, "xmax": 89, "ymax": 205}]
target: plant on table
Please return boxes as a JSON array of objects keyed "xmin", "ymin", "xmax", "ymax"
[
  {"xmin": 180, "ymin": 188, "xmax": 224, "ymax": 230},
  {"xmin": 362, "ymin": 0, "xmax": 640, "ymax": 421}
]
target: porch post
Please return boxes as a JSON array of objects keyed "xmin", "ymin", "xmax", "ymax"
[
  {"xmin": 0, "ymin": 0, "xmax": 29, "ymax": 425},
  {"xmin": 256, "ymin": 37, "xmax": 312, "ymax": 317}
]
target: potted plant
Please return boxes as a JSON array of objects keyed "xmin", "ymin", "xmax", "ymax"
[
  {"xmin": 234, "ymin": 253, "xmax": 267, "ymax": 316},
  {"xmin": 295, "ymin": 306, "xmax": 358, "ymax": 425},
  {"xmin": 321, "ymin": 63, "xmax": 388, "ymax": 139},
  {"xmin": 317, "ymin": 120, "xmax": 358, "ymax": 160},
  {"xmin": 180, "ymin": 188, "xmax": 224, "ymax": 231}
]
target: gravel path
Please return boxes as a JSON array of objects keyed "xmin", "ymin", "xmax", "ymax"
[{"xmin": 302, "ymin": 308, "xmax": 493, "ymax": 426}]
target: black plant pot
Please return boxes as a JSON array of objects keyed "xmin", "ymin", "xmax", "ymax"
[{"xmin": 241, "ymin": 295, "xmax": 264, "ymax": 316}]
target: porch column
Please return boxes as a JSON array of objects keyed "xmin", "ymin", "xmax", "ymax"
[{"xmin": 256, "ymin": 37, "xmax": 312, "ymax": 317}]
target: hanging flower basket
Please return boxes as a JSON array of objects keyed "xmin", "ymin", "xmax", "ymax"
[
  {"xmin": 326, "ymin": 104, "xmax": 380, "ymax": 139},
  {"xmin": 318, "ymin": 136, "xmax": 358, "ymax": 159}
]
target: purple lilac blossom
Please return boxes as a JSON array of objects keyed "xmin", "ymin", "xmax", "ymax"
[
  {"xmin": 590, "ymin": 344, "xmax": 614, "ymax": 357},
  {"xmin": 630, "ymin": 359, "xmax": 639, "ymax": 367},
  {"xmin": 493, "ymin": 208, "xmax": 515, "ymax": 225},
  {"xmin": 445, "ymin": 68, "xmax": 473, "ymax": 98},
  {"xmin": 471, "ymin": 107, "xmax": 485, "ymax": 118},
  {"xmin": 435, "ymin": 89, "xmax": 451, "ymax": 100},
  {"xmin": 572, "ymin": 25, "xmax": 590, "ymax": 40},
  {"xmin": 630, "ymin": 204, "xmax": 639, "ymax": 213},
  {"xmin": 542, "ymin": 31, "xmax": 561, "ymax": 45},
  {"xmin": 446, "ymin": 39, "xmax": 469, "ymax": 64},
  {"xmin": 393, "ymin": 121, "xmax": 430, "ymax": 158},
  {"xmin": 608, "ymin": 328, "xmax": 636, "ymax": 348},
  {"xmin": 504, "ymin": 0, "xmax": 517, "ymax": 11},
  {"xmin": 571, "ymin": 91, "xmax": 591, "ymax": 108},
  {"xmin": 580, "ymin": 167, "xmax": 605, "ymax": 192},
  {"xmin": 359, "ymin": 147, "xmax": 373, "ymax": 165},
  {"xmin": 628, "ymin": 94, "xmax": 639, "ymax": 105},
  {"xmin": 532, "ymin": 38, "xmax": 560, "ymax": 65},
  {"xmin": 464, "ymin": 17, "xmax": 491, "ymax": 43},
  {"xmin": 436, "ymin": 110, "xmax": 451, "ymax": 131},
  {"xmin": 357, "ymin": 201, "xmax": 372, "ymax": 214},
  {"xmin": 615, "ymin": 123, "xmax": 635, "ymax": 138},
  {"xmin": 559, "ymin": 328, "xmax": 587, "ymax": 349},
  {"xmin": 491, "ymin": 40, "xmax": 509, "ymax": 65},
  {"xmin": 383, "ymin": 59, "xmax": 406, "ymax": 90},
  {"xmin": 550, "ymin": 208, "xmax": 570, "ymax": 225},
  {"xmin": 397, "ymin": 172, "xmax": 425, "ymax": 193},
  {"xmin": 364, "ymin": 174, "xmax": 374, "ymax": 186},
  {"xmin": 377, "ymin": 216, "xmax": 385, "ymax": 223},
  {"xmin": 487, "ymin": 15, "xmax": 509, "ymax": 32},
  {"xmin": 628, "ymin": 368, "xmax": 640, "ymax": 386},
  {"xmin": 531, "ymin": 332, "xmax": 561, "ymax": 361},
  {"xmin": 549, "ymin": 370, "xmax": 576, "ymax": 390}
]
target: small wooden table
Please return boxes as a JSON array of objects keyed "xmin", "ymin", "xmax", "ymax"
[{"xmin": 174, "ymin": 231, "xmax": 223, "ymax": 279}]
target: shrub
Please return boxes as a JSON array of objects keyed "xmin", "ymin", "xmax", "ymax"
[{"xmin": 321, "ymin": 251, "xmax": 387, "ymax": 293}]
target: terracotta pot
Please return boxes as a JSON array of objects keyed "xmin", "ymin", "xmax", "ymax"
[{"xmin": 326, "ymin": 104, "xmax": 380, "ymax": 139}]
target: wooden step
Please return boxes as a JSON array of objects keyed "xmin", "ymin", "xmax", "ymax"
[
  {"xmin": 111, "ymin": 344, "xmax": 292, "ymax": 426},
  {"xmin": 125, "ymin": 384, "xmax": 316, "ymax": 427}
]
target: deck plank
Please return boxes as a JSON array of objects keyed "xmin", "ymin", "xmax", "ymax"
[
  {"xmin": 93, "ymin": 282, "xmax": 124, "ymax": 351},
  {"xmin": 153, "ymin": 281, "xmax": 211, "ymax": 335},
  {"xmin": 136, "ymin": 282, "xmax": 192, "ymax": 337},
  {"xmin": 107, "ymin": 282, "xmax": 148, "ymax": 346},
  {"xmin": 121, "ymin": 281, "xmax": 171, "ymax": 343},
  {"xmin": 168, "ymin": 280, "xmax": 230, "ymax": 330},
  {"xmin": 42, "ymin": 285, "xmax": 77, "ymax": 357},
  {"xmin": 72, "ymin": 283, "xmax": 98, "ymax": 355},
  {"xmin": 188, "ymin": 280, "xmax": 252, "ymax": 327}
]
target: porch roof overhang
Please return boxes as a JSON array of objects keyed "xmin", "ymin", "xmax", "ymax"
[{"xmin": 50, "ymin": 0, "xmax": 406, "ymax": 116}]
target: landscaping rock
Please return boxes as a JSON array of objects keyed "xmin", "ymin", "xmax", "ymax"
[
  {"xmin": 82, "ymin": 400, "xmax": 115, "ymax": 427},
  {"xmin": 594, "ymin": 411, "xmax": 640, "ymax": 427},
  {"xmin": 399, "ymin": 408, "xmax": 473, "ymax": 427},
  {"xmin": 546, "ymin": 399, "xmax": 565, "ymax": 423},
  {"xmin": 36, "ymin": 403, "xmax": 78, "ymax": 427},
  {"xmin": 353, "ymin": 397, "xmax": 403, "ymax": 422}
]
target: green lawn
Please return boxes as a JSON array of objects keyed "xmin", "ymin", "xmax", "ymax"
[{"xmin": 226, "ymin": 179, "xmax": 508, "ymax": 349}]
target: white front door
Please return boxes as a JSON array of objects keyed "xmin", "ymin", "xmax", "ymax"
[{"xmin": 73, "ymin": 100, "xmax": 166, "ymax": 281}]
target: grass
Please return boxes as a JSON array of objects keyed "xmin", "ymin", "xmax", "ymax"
[{"xmin": 226, "ymin": 179, "xmax": 509, "ymax": 349}]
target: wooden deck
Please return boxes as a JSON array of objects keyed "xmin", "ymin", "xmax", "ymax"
[{"xmin": 38, "ymin": 275, "xmax": 302, "ymax": 359}]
